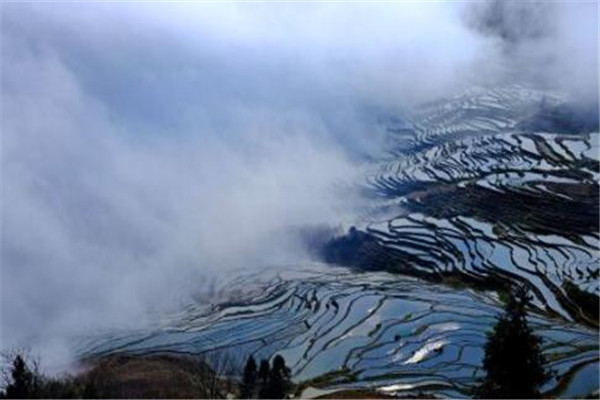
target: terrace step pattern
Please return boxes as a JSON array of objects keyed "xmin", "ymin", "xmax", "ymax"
[
  {"xmin": 78, "ymin": 266, "xmax": 599, "ymax": 398},
  {"xmin": 359, "ymin": 86, "xmax": 599, "ymax": 323}
]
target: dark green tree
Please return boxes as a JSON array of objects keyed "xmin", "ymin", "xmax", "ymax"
[
  {"xmin": 240, "ymin": 356, "xmax": 257, "ymax": 399},
  {"xmin": 3, "ymin": 355, "xmax": 39, "ymax": 399},
  {"xmin": 259, "ymin": 355, "xmax": 291, "ymax": 399},
  {"xmin": 475, "ymin": 287, "xmax": 550, "ymax": 399},
  {"xmin": 257, "ymin": 360, "xmax": 270, "ymax": 384}
]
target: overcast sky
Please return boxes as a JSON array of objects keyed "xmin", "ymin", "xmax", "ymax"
[{"xmin": 1, "ymin": 1, "xmax": 598, "ymax": 368}]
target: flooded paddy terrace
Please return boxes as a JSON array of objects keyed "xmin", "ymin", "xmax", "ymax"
[{"xmin": 79, "ymin": 86, "xmax": 599, "ymax": 398}]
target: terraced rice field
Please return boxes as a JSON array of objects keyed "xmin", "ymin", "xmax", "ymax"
[
  {"xmin": 360, "ymin": 86, "xmax": 598, "ymax": 324},
  {"xmin": 79, "ymin": 86, "xmax": 599, "ymax": 398},
  {"xmin": 78, "ymin": 266, "xmax": 598, "ymax": 398}
]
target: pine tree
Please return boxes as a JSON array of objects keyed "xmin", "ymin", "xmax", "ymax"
[
  {"xmin": 262, "ymin": 355, "xmax": 291, "ymax": 399},
  {"xmin": 475, "ymin": 287, "xmax": 550, "ymax": 399},
  {"xmin": 4, "ymin": 355, "xmax": 39, "ymax": 399},
  {"xmin": 257, "ymin": 360, "xmax": 270, "ymax": 384},
  {"xmin": 240, "ymin": 356, "xmax": 257, "ymax": 398}
]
